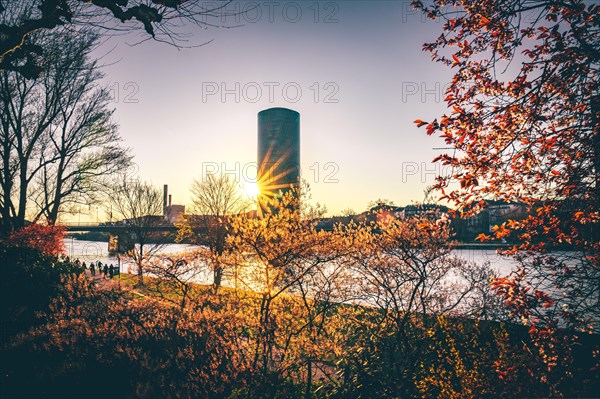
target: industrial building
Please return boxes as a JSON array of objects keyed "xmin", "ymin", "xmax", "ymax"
[{"xmin": 163, "ymin": 184, "xmax": 185, "ymax": 224}]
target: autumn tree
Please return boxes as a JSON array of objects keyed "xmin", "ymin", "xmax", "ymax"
[
  {"xmin": 0, "ymin": 29, "xmax": 130, "ymax": 235},
  {"xmin": 0, "ymin": 0, "xmax": 237, "ymax": 78},
  {"xmin": 5, "ymin": 222, "xmax": 65, "ymax": 256},
  {"xmin": 107, "ymin": 179, "xmax": 166, "ymax": 286},
  {"xmin": 228, "ymin": 187, "xmax": 341, "ymax": 394},
  {"xmin": 413, "ymin": 0, "xmax": 600, "ymax": 392},
  {"xmin": 177, "ymin": 173, "xmax": 248, "ymax": 293},
  {"xmin": 334, "ymin": 212, "xmax": 492, "ymax": 398}
]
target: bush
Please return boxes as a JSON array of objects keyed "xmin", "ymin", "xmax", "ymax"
[{"xmin": 0, "ymin": 244, "xmax": 83, "ymax": 342}]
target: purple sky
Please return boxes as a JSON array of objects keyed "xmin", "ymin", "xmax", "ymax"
[{"xmin": 93, "ymin": 1, "xmax": 455, "ymax": 216}]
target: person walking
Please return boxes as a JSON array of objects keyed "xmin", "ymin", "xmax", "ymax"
[
  {"xmin": 89, "ymin": 262, "xmax": 95, "ymax": 276},
  {"xmin": 103, "ymin": 264, "xmax": 108, "ymax": 279},
  {"xmin": 108, "ymin": 264, "xmax": 114, "ymax": 279}
]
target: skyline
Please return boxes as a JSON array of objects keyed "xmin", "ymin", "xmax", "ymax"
[{"xmin": 83, "ymin": 1, "xmax": 456, "ymax": 220}]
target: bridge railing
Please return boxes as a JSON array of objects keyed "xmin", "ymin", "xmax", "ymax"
[{"xmin": 61, "ymin": 221, "xmax": 103, "ymax": 227}]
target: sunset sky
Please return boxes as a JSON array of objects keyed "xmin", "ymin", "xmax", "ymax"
[{"xmin": 93, "ymin": 1, "xmax": 455, "ymax": 217}]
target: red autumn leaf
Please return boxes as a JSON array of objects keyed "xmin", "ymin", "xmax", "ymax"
[
  {"xmin": 426, "ymin": 123, "xmax": 436, "ymax": 135},
  {"xmin": 413, "ymin": 119, "xmax": 427, "ymax": 127},
  {"xmin": 529, "ymin": 326, "xmax": 538, "ymax": 334},
  {"xmin": 541, "ymin": 301, "xmax": 554, "ymax": 308}
]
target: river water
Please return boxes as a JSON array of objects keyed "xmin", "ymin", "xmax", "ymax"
[
  {"xmin": 64, "ymin": 238, "xmax": 517, "ymax": 280},
  {"xmin": 63, "ymin": 239, "xmax": 598, "ymax": 328}
]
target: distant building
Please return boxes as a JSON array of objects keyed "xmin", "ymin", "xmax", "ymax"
[
  {"xmin": 164, "ymin": 204, "xmax": 185, "ymax": 224},
  {"xmin": 401, "ymin": 204, "xmax": 449, "ymax": 219},
  {"xmin": 452, "ymin": 200, "xmax": 528, "ymax": 240},
  {"xmin": 162, "ymin": 184, "xmax": 185, "ymax": 224},
  {"xmin": 486, "ymin": 201, "xmax": 527, "ymax": 228},
  {"xmin": 349, "ymin": 203, "xmax": 449, "ymax": 226}
]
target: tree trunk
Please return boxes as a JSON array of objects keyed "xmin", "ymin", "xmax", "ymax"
[
  {"xmin": 304, "ymin": 358, "xmax": 312, "ymax": 399},
  {"xmin": 16, "ymin": 159, "xmax": 28, "ymax": 229},
  {"xmin": 213, "ymin": 264, "xmax": 223, "ymax": 294},
  {"xmin": 136, "ymin": 245, "xmax": 144, "ymax": 287},
  {"xmin": 47, "ymin": 155, "xmax": 66, "ymax": 224}
]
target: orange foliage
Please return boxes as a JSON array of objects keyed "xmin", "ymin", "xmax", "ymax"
[
  {"xmin": 413, "ymin": 0, "xmax": 600, "ymax": 394},
  {"xmin": 3, "ymin": 192, "xmax": 598, "ymax": 398},
  {"xmin": 7, "ymin": 223, "xmax": 65, "ymax": 256}
]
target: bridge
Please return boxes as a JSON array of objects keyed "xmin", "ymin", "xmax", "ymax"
[{"xmin": 63, "ymin": 222, "xmax": 180, "ymax": 233}]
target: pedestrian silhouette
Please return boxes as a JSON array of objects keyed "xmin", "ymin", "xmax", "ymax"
[
  {"xmin": 109, "ymin": 264, "xmax": 114, "ymax": 279},
  {"xmin": 103, "ymin": 264, "xmax": 108, "ymax": 278},
  {"xmin": 89, "ymin": 262, "xmax": 95, "ymax": 276}
]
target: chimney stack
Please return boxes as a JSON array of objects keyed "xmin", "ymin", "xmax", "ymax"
[
  {"xmin": 163, "ymin": 184, "xmax": 168, "ymax": 215},
  {"xmin": 168, "ymin": 194, "xmax": 172, "ymax": 207}
]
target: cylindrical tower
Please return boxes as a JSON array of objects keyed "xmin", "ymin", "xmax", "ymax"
[{"xmin": 257, "ymin": 107, "xmax": 300, "ymax": 201}]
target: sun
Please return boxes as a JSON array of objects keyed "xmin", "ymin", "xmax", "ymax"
[{"xmin": 242, "ymin": 181, "xmax": 260, "ymax": 199}]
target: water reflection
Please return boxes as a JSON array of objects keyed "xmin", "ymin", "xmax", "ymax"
[{"xmin": 64, "ymin": 239, "xmax": 518, "ymax": 287}]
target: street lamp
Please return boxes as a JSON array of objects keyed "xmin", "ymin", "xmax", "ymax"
[{"xmin": 117, "ymin": 254, "xmax": 121, "ymax": 288}]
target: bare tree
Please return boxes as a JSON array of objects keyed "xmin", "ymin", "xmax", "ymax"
[
  {"xmin": 107, "ymin": 179, "xmax": 166, "ymax": 287},
  {"xmin": 0, "ymin": 0, "xmax": 239, "ymax": 78},
  {"xmin": 178, "ymin": 173, "xmax": 247, "ymax": 293},
  {"xmin": 340, "ymin": 208, "xmax": 356, "ymax": 217},
  {"xmin": 143, "ymin": 251, "xmax": 205, "ymax": 310},
  {"xmin": 0, "ymin": 29, "xmax": 130, "ymax": 235}
]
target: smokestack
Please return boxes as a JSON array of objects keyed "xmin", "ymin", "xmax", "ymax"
[
  {"xmin": 169, "ymin": 194, "xmax": 172, "ymax": 207},
  {"xmin": 163, "ymin": 184, "xmax": 168, "ymax": 215}
]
